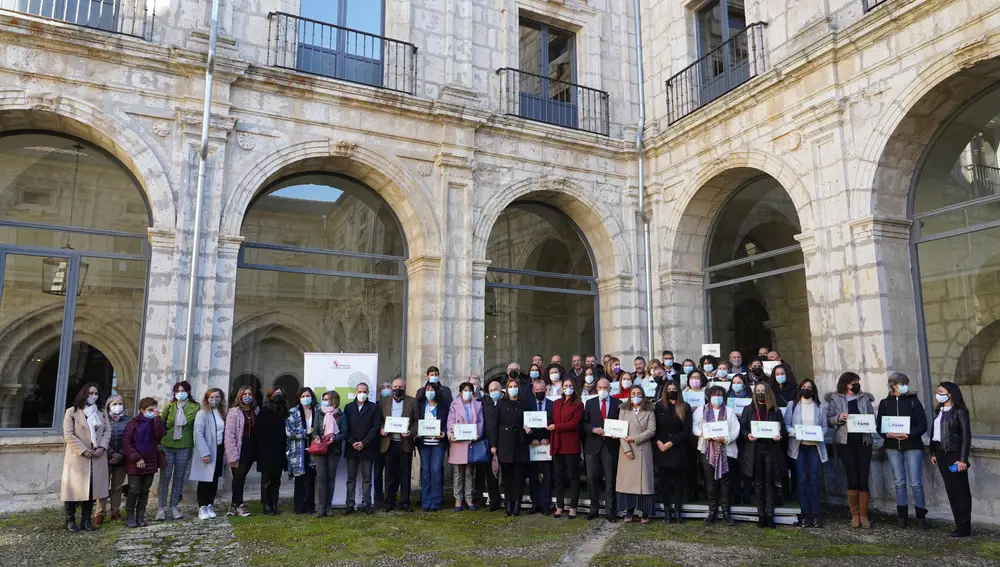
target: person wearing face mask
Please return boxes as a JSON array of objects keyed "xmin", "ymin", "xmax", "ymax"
[
  {"xmin": 491, "ymin": 378, "xmax": 530, "ymax": 516},
  {"xmin": 661, "ymin": 350, "xmax": 684, "ymax": 376},
  {"xmin": 524, "ymin": 379, "xmax": 554, "ymax": 515},
  {"xmin": 286, "ymin": 387, "xmax": 322, "ymax": 514},
  {"xmin": 713, "ymin": 362, "xmax": 731, "ymax": 384},
  {"xmin": 767, "ymin": 364, "xmax": 797, "ymax": 505},
  {"xmin": 583, "ymin": 378, "xmax": 621, "ymax": 521},
  {"xmin": 827, "ymin": 372, "xmax": 876, "ymax": 529},
  {"xmin": 378, "ymin": 378, "xmax": 419, "ymax": 513},
  {"xmin": 97, "ymin": 395, "xmax": 130, "ymax": 525},
  {"xmin": 729, "ymin": 351, "xmax": 747, "ymax": 375},
  {"xmin": 418, "ymin": 380, "xmax": 449, "ymax": 511},
  {"xmin": 121, "ymin": 397, "xmax": 166, "ymax": 528},
  {"xmin": 727, "ymin": 375, "xmax": 752, "ymax": 504},
  {"xmin": 61, "ymin": 383, "xmax": 111, "ymax": 533},
  {"xmin": 876, "ymin": 372, "xmax": 929, "ymax": 529},
  {"xmin": 785, "ymin": 379, "xmax": 828, "ymax": 528},
  {"xmin": 748, "ymin": 360, "xmax": 766, "ymax": 386},
  {"xmin": 581, "ymin": 367, "xmax": 598, "ymax": 396},
  {"xmin": 415, "ymin": 366, "xmax": 454, "ymax": 408},
  {"xmin": 373, "ymin": 379, "xmax": 393, "ymax": 508},
  {"xmin": 547, "ymin": 378, "xmax": 584, "ymax": 519},
  {"xmin": 699, "ymin": 355, "xmax": 718, "ymax": 379},
  {"xmin": 740, "ymin": 383, "xmax": 787, "ymax": 529},
  {"xmin": 156, "ymin": 381, "xmax": 198, "ymax": 521},
  {"xmin": 680, "ymin": 359, "xmax": 697, "ymax": 385},
  {"xmin": 256, "ymin": 387, "xmax": 289, "ymax": 515},
  {"xmin": 315, "ymin": 390, "xmax": 348, "ymax": 517},
  {"xmin": 224, "ymin": 386, "xmax": 259, "ymax": 517},
  {"xmin": 692, "ymin": 385, "xmax": 740, "ymax": 526},
  {"xmin": 447, "ymin": 382, "xmax": 484, "ymax": 511},
  {"xmin": 616, "ymin": 387, "xmax": 657, "ymax": 524},
  {"xmin": 645, "ymin": 360, "xmax": 668, "ymax": 401},
  {"xmin": 545, "ymin": 363, "xmax": 567, "ymax": 399},
  {"xmin": 683, "ymin": 370, "xmax": 707, "ymax": 399},
  {"xmin": 614, "ymin": 372, "xmax": 634, "ymax": 401},
  {"xmin": 191, "ymin": 388, "xmax": 227, "ymax": 520},
  {"xmin": 481, "ymin": 378, "xmax": 506, "ymax": 511},
  {"xmin": 343, "ymin": 383, "xmax": 382, "ymax": 515},
  {"xmin": 525, "ymin": 362, "xmax": 543, "ymax": 386},
  {"xmin": 757, "ymin": 347, "xmax": 770, "ymax": 362},
  {"xmin": 930, "ymin": 382, "xmax": 972, "ymax": 538},
  {"xmin": 655, "ymin": 383, "xmax": 693, "ymax": 523},
  {"xmin": 604, "ymin": 356, "xmax": 623, "ymax": 383}
]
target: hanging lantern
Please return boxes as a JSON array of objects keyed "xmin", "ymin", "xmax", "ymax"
[{"xmin": 41, "ymin": 249, "xmax": 88, "ymax": 296}]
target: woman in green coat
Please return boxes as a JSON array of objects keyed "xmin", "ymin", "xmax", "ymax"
[{"xmin": 158, "ymin": 381, "xmax": 199, "ymax": 520}]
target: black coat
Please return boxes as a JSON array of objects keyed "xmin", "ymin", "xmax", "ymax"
[
  {"xmin": 255, "ymin": 403, "xmax": 288, "ymax": 475},
  {"xmin": 931, "ymin": 406, "xmax": 971, "ymax": 463},
  {"xmin": 876, "ymin": 394, "xmax": 928, "ymax": 451},
  {"xmin": 344, "ymin": 400, "xmax": 382, "ymax": 460},
  {"xmin": 483, "ymin": 396, "xmax": 502, "ymax": 449},
  {"xmin": 773, "ymin": 382, "xmax": 798, "ymax": 408},
  {"xmin": 582, "ymin": 395, "xmax": 621, "ymax": 455},
  {"xmin": 739, "ymin": 403, "xmax": 788, "ymax": 478},
  {"xmin": 523, "ymin": 396, "xmax": 553, "ymax": 443},
  {"xmin": 492, "ymin": 398, "xmax": 529, "ymax": 463},
  {"xmin": 653, "ymin": 402, "xmax": 693, "ymax": 469}
]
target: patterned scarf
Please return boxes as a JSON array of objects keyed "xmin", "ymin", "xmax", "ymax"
[{"xmin": 704, "ymin": 405, "xmax": 729, "ymax": 480}]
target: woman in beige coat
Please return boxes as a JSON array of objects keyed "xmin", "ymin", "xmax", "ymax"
[
  {"xmin": 61, "ymin": 382, "xmax": 111, "ymax": 532},
  {"xmin": 616, "ymin": 385, "xmax": 657, "ymax": 523}
]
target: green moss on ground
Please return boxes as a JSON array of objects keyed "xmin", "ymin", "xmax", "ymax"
[{"xmin": 0, "ymin": 507, "xmax": 123, "ymax": 567}]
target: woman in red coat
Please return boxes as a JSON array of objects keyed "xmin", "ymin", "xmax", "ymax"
[{"xmin": 547, "ymin": 378, "xmax": 584, "ymax": 519}]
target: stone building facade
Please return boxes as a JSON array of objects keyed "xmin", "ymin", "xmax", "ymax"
[{"xmin": 0, "ymin": 0, "xmax": 999, "ymax": 521}]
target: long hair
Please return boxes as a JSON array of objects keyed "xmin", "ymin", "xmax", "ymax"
[
  {"xmin": 264, "ymin": 387, "xmax": 287, "ymax": 412},
  {"xmin": 660, "ymin": 381, "xmax": 686, "ymax": 423},
  {"xmin": 72, "ymin": 382, "xmax": 103, "ymax": 410},
  {"xmin": 794, "ymin": 379, "xmax": 819, "ymax": 407},
  {"xmin": 627, "ymin": 385, "xmax": 651, "ymax": 411},
  {"xmin": 769, "ymin": 363, "xmax": 798, "ymax": 390},
  {"xmin": 837, "ymin": 372, "xmax": 861, "ymax": 395},
  {"xmin": 504, "ymin": 377, "xmax": 521, "ymax": 400},
  {"xmin": 751, "ymin": 382, "xmax": 778, "ymax": 413},
  {"xmin": 234, "ymin": 385, "xmax": 257, "ymax": 409},
  {"xmin": 295, "ymin": 387, "xmax": 317, "ymax": 414},
  {"xmin": 604, "ymin": 356, "xmax": 621, "ymax": 379},
  {"xmin": 561, "ymin": 378, "xmax": 579, "ymax": 404},
  {"xmin": 546, "ymin": 362, "xmax": 567, "ymax": 383},
  {"xmin": 202, "ymin": 387, "xmax": 226, "ymax": 414},
  {"xmin": 936, "ymin": 382, "xmax": 967, "ymax": 412},
  {"xmin": 423, "ymin": 380, "xmax": 442, "ymax": 403}
]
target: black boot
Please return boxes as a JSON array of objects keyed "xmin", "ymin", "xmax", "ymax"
[
  {"xmin": 767, "ymin": 515, "xmax": 777, "ymax": 529},
  {"xmin": 65, "ymin": 502, "xmax": 80, "ymax": 533},
  {"xmin": 704, "ymin": 506, "xmax": 719, "ymax": 525},
  {"xmin": 724, "ymin": 508, "xmax": 735, "ymax": 526},
  {"xmin": 81, "ymin": 501, "xmax": 95, "ymax": 532},
  {"xmin": 915, "ymin": 507, "xmax": 928, "ymax": 530},
  {"xmin": 897, "ymin": 505, "xmax": 908, "ymax": 529}
]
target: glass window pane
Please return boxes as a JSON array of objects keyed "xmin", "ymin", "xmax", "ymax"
[
  {"xmin": 486, "ymin": 270, "xmax": 592, "ymax": 292},
  {"xmin": 0, "ymin": 225, "xmax": 145, "ymax": 255},
  {"xmin": 232, "ymin": 269, "xmax": 404, "ymax": 389},
  {"xmin": 708, "ymin": 249, "xmax": 804, "ymax": 285},
  {"xmin": 917, "ymin": 225, "xmax": 1000, "ymax": 435},
  {"xmin": 0, "ymin": 253, "xmax": 68, "ymax": 428},
  {"xmin": 707, "ymin": 177, "xmax": 802, "ymax": 267},
  {"xmin": 697, "ymin": 1, "xmax": 723, "ymax": 58},
  {"xmin": 916, "ymin": 199, "xmax": 1000, "ymax": 238},
  {"xmin": 344, "ymin": 0, "xmax": 382, "ymax": 36},
  {"xmin": 486, "ymin": 203, "xmax": 594, "ymax": 276},
  {"xmin": 300, "ymin": 0, "xmax": 340, "ymax": 23},
  {"xmin": 243, "ymin": 247, "xmax": 402, "ymax": 277}
]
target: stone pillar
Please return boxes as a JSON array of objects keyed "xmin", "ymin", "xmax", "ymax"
[
  {"xmin": 440, "ymin": 0, "xmax": 479, "ymax": 105},
  {"xmin": 436, "ymin": 150, "xmax": 475, "ymax": 383},
  {"xmin": 657, "ymin": 269, "xmax": 705, "ymax": 357},
  {"xmin": 139, "ymin": 228, "xmax": 182, "ymax": 402},
  {"xmin": 597, "ymin": 274, "xmax": 638, "ymax": 357},
  {"xmin": 404, "ymin": 256, "xmax": 443, "ymax": 395},
  {"xmin": 208, "ymin": 234, "xmax": 244, "ymax": 396},
  {"xmin": 470, "ymin": 259, "xmax": 491, "ymax": 377}
]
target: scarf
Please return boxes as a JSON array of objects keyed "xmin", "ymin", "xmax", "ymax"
[
  {"xmin": 704, "ymin": 405, "xmax": 729, "ymax": 480},
  {"xmin": 321, "ymin": 405, "xmax": 341, "ymax": 438},
  {"xmin": 83, "ymin": 404, "xmax": 101, "ymax": 449},
  {"xmin": 135, "ymin": 413, "xmax": 155, "ymax": 454},
  {"xmin": 172, "ymin": 401, "xmax": 188, "ymax": 440}
]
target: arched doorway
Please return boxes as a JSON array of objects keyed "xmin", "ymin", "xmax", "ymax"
[
  {"xmin": 703, "ymin": 175, "xmax": 812, "ymax": 373},
  {"xmin": 274, "ymin": 374, "xmax": 301, "ymax": 398},
  {"xmin": 231, "ymin": 172, "xmax": 407, "ymax": 390},
  {"xmin": 0, "ymin": 132, "xmax": 149, "ymax": 431},
  {"xmin": 483, "ymin": 202, "xmax": 597, "ymax": 378}
]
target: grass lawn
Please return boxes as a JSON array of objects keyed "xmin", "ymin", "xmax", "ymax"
[{"xmin": 0, "ymin": 507, "xmax": 124, "ymax": 567}]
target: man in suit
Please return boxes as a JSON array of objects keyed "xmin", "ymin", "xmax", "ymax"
[
  {"xmin": 583, "ymin": 377, "xmax": 621, "ymax": 521},
  {"xmin": 344, "ymin": 382, "xmax": 382, "ymax": 515},
  {"xmin": 379, "ymin": 378, "xmax": 419, "ymax": 512},
  {"xmin": 373, "ymin": 379, "xmax": 393, "ymax": 507},
  {"xmin": 524, "ymin": 378, "xmax": 554, "ymax": 514},
  {"xmin": 480, "ymin": 377, "xmax": 504, "ymax": 511}
]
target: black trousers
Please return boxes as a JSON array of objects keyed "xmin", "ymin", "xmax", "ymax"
[
  {"xmin": 231, "ymin": 462, "xmax": 252, "ymax": 506},
  {"xmin": 126, "ymin": 474, "xmax": 154, "ymax": 519},
  {"xmin": 528, "ymin": 460, "xmax": 552, "ymax": 511},
  {"xmin": 658, "ymin": 466, "xmax": 685, "ymax": 511},
  {"xmin": 552, "ymin": 453, "xmax": 580, "ymax": 510},
  {"xmin": 728, "ymin": 456, "xmax": 751, "ymax": 503},
  {"xmin": 373, "ymin": 450, "xmax": 386, "ymax": 503},
  {"xmin": 474, "ymin": 461, "xmax": 496, "ymax": 506},
  {"xmin": 585, "ymin": 446, "xmax": 617, "ymax": 516},
  {"xmin": 935, "ymin": 450, "xmax": 972, "ymax": 535},
  {"xmin": 315, "ymin": 450, "xmax": 341, "ymax": 511},
  {"xmin": 260, "ymin": 472, "xmax": 282, "ymax": 509},
  {"xmin": 500, "ymin": 462, "xmax": 525, "ymax": 514},
  {"xmin": 838, "ymin": 442, "xmax": 872, "ymax": 491},
  {"xmin": 293, "ymin": 470, "xmax": 316, "ymax": 513},
  {"xmin": 197, "ymin": 445, "xmax": 225, "ymax": 507},
  {"xmin": 345, "ymin": 458, "xmax": 374, "ymax": 508},
  {"xmin": 753, "ymin": 447, "xmax": 776, "ymax": 517},
  {"xmin": 700, "ymin": 453, "xmax": 731, "ymax": 509},
  {"xmin": 383, "ymin": 441, "xmax": 413, "ymax": 507}
]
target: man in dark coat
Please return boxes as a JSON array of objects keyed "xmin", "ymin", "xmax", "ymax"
[
  {"xmin": 378, "ymin": 378, "xmax": 419, "ymax": 512},
  {"xmin": 523, "ymin": 379, "xmax": 554, "ymax": 514},
  {"xmin": 343, "ymin": 382, "xmax": 382, "ymax": 515},
  {"xmin": 480, "ymin": 377, "xmax": 505, "ymax": 511},
  {"xmin": 255, "ymin": 388, "xmax": 288, "ymax": 515},
  {"xmin": 582, "ymin": 378, "xmax": 621, "ymax": 521}
]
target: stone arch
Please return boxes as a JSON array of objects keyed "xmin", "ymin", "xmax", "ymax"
[
  {"xmin": 472, "ymin": 176, "xmax": 631, "ymax": 278},
  {"xmin": 0, "ymin": 92, "xmax": 175, "ymax": 230},
  {"xmin": 221, "ymin": 140, "xmax": 440, "ymax": 257}
]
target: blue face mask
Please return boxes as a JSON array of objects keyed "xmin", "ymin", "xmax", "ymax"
[
  {"xmin": 175, "ymin": 392, "xmax": 188, "ymax": 402},
  {"xmin": 631, "ymin": 396, "xmax": 643, "ymax": 406},
  {"xmin": 898, "ymin": 384, "xmax": 909, "ymax": 395},
  {"xmin": 381, "ymin": 388, "xmax": 391, "ymax": 398},
  {"xmin": 320, "ymin": 400, "xmax": 330, "ymax": 407},
  {"xmin": 683, "ymin": 366, "xmax": 695, "ymax": 374},
  {"xmin": 529, "ymin": 371, "xmax": 540, "ymax": 379},
  {"xmin": 508, "ymin": 387, "xmax": 519, "ymax": 398},
  {"xmin": 711, "ymin": 396, "xmax": 724, "ymax": 408},
  {"xmin": 733, "ymin": 383, "xmax": 745, "ymax": 394},
  {"xmin": 429, "ymin": 375, "xmax": 440, "ymax": 384},
  {"xmin": 776, "ymin": 375, "xmax": 787, "ymax": 385},
  {"xmin": 300, "ymin": 396, "xmax": 312, "ymax": 406},
  {"xmin": 703, "ymin": 364, "xmax": 715, "ymax": 373},
  {"xmin": 731, "ymin": 358, "xmax": 742, "ymax": 367},
  {"xmin": 426, "ymin": 390, "xmax": 436, "ymax": 401},
  {"xmin": 489, "ymin": 391, "xmax": 502, "ymax": 401},
  {"xmin": 144, "ymin": 410, "xmax": 156, "ymax": 419}
]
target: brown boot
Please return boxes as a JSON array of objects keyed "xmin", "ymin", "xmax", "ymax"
[
  {"xmin": 93, "ymin": 511, "xmax": 104, "ymax": 528},
  {"xmin": 847, "ymin": 490, "xmax": 861, "ymax": 528},
  {"xmin": 858, "ymin": 491, "xmax": 872, "ymax": 529}
]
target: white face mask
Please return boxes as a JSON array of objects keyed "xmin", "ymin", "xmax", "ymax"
[
  {"xmin": 356, "ymin": 392, "xmax": 368, "ymax": 403},
  {"xmin": 935, "ymin": 393, "xmax": 949, "ymax": 404},
  {"xmin": 109, "ymin": 404, "xmax": 124, "ymax": 415},
  {"xmin": 585, "ymin": 374, "xmax": 595, "ymax": 384},
  {"xmin": 550, "ymin": 373, "xmax": 560, "ymax": 383},
  {"xmin": 598, "ymin": 390, "xmax": 610, "ymax": 400},
  {"xmin": 86, "ymin": 395, "xmax": 98, "ymax": 406},
  {"xmin": 621, "ymin": 380, "xmax": 633, "ymax": 389}
]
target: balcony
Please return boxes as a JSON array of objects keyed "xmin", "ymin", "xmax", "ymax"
[
  {"xmin": 0, "ymin": 0, "xmax": 156, "ymax": 40},
  {"xmin": 665, "ymin": 22, "xmax": 767, "ymax": 125},
  {"xmin": 267, "ymin": 12, "xmax": 417, "ymax": 96},
  {"xmin": 496, "ymin": 67, "xmax": 610, "ymax": 136},
  {"xmin": 862, "ymin": 0, "xmax": 889, "ymax": 11}
]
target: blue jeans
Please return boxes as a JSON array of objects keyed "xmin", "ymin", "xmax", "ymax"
[
  {"xmin": 795, "ymin": 445, "xmax": 821, "ymax": 516},
  {"xmin": 420, "ymin": 444, "xmax": 445, "ymax": 510},
  {"xmin": 885, "ymin": 448, "xmax": 926, "ymax": 508}
]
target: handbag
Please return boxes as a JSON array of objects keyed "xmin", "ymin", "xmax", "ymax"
[
  {"xmin": 307, "ymin": 435, "xmax": 330, "ymax": 456},
  {"xmin": 468, "ymin": 438, "xmax": 490, "ymax": 464}
]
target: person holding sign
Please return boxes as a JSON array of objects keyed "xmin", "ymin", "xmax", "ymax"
[
  {"xmin": 826, "ymin": 372, "xmax": 876, "ymax": 529},
  {"xmin": 582, "ymin": 378, "xmax": 621, "ymax": 522},
  {"xmin": 683, "ymin": 370, "xmax": 707, "ymax": 407},
  {"xmin": 727, "ymin": 374, "xmax": 753, "ymax": 505},
  {"xmin": 739, "ymin": 383, "xmax": 787, "ymax": 529},
  {"xmin": 692, "ymin": 385, "xmax": 740, "ymax": 526},
  {"xmin": 876, "ymin": 372, "xmax": 929, "ymax": 529},
  {"xmin": 768, "ymin": 364, "xmax": 797, "ymax": 505},
  {"xmin": 417, "ymin": 381, "xmax": 449, "ymax": 512},
  {"xmin": 784, "ymin": 379, "xmax": 828, "ymax": 528},
  {"xmin": 616, "ymin": 386, "xmax": 657, "ymax": 524},
  {"xmin": 548, "ymin": 378, "xmax": 584, "ymax": 519},
  {"xmin": 378, "ymin": 378, "xmax": 419, "ymax": 513},
  {"xmin": 447, "ymin": 382, "xmax": 483, "ymax": 512},
  {"xmin": 654, "ymin": 382, "xmax": 693, "ymax": 524},
  {"xmin": 930, "ymin": 382, "xmax": 972, "ymax": 538},
  {"xmin": 491, "ymin": 378, "xmax": 529, "ymax": 516},
  {"xmin": 525, "ymin": 379, "xmax": 554, "ymax": 515}
]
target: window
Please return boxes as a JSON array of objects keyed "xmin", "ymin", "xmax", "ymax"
[
  {"xmin": 295, "ymin": 0, "xmax": 385, "ymax": 87},
  {"xmin": 695, "ymin": 0, "xmax": 749, "ymax": 104},
  {"xmin": 517, "ymin": 19, "xmax": 578, "ymax": 129},
  {"xmin": 912, "ymin": 86, "xmax": 1000, "ymax": 435}
]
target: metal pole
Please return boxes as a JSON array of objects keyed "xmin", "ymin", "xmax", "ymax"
[
  {"xmin": 182, "ymin": 0, "xmax": 222, "ymax": 383},
  {"xmin": 632, "ymin": 0, "xmax": 655, "ymax": 360}
]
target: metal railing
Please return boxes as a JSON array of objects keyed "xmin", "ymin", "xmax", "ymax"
[
  {"xmin": 267, "ymin": 12, "xmax": 417, "ymax": 95},
  {"xmin": 862, "ymin": 0, "xmax": 890, "ymax": 11},
  {"xmin": 497, "ymin": 67, "xmax": 610, "ymax": 136},
  {"xmin": 0, "ymin": 0, "xmax": 155, "ymax": 40},
  {"xmin": 968, "ymin": 164, "xmax": 1000, "ymax": 198},
  {"xmin": 665, "ymin": 22, "xmax": 767, "ymax": 125}
]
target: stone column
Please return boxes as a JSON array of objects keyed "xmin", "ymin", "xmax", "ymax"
[
  {"xmin": 404, "ymin": 256, "xmax": 443, "ymax": 395},
  {"xmin": 470, "ymin": 259, "xmax": 491, "ymax": 376},
  {"xmin": 208, "ymin": 234, "xmax": 244, "ymax": 396},
  {"xmin": 139, "ymin": 228, "xmax": 182, "ymax": 402},
  {"xmin": 436, "ymin": 150, "xmax": 475, "ymax": 382},
  {"xmin": 439, "ymin": 0, "xmax": 479, "ymax": 105},
  {"xmin": 657, "ymin": 269, "xmax": 705, "ymax": 357},
  {"xmin": 597, "ymin": 274, "xmax": 638, "ymax": 357}
]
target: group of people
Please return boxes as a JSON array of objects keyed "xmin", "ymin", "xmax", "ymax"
[{"xmin": 58, "ymin": 348, "xmax": 973, "ymax": 538}]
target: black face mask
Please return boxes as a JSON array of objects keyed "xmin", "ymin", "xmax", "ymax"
[
  {"xmin": 751, "ymin": 367, "xmax": 763, "ymax": 377},
  {"xmin": 392, "ymin": 389, "xmax": 405, "ymax": 399},
  {"xmin": 755, "ymin": 394, "xmax": 767, "ymax": 404},
  {"xmin": 272, "ymin": 394, "xmax": 284, "ymax": 403},
  {"xmin": 667, "ymin": 391, "xmax": 679, "ymax": 401},
  {"xmin": 758, "ymin": 355, "xmax": 768, "ymax": 362},
  {"xmin": 801, "ymin": 389, "xmax": 814, "ymax": 399},
  {"xmin": 849, "ymin": 383, "xmax": 861, "ymax": 395},
  {"xmin": 509, "ymin": 370, "xmax": 519, "ymax": 379},
  {"xmin": 534, "ymin": 391, "xmax": 546, "ymax": 401}
]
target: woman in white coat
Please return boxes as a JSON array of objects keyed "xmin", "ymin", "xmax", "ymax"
[
  {"xmin": 692, "ymin": 385, "xmax": 741, "ymax": 526},
  {"xmin": 61, "ymin": 382, "xmax": 111, "ymax": 533},
  {"xmin": 190, "ymin": 388, "xmax": 226, "ymax": 520}
]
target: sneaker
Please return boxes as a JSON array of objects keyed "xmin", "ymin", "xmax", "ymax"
[
  {"xmin": 198, "ymin": 506, "xmax": 210, "ymax": 520},
  {"xmin": 207, "ymin": 504, "xmax": 217, "ymax": 519},
  {"xmin": 171, "ymin": 506, "xmax": 184, "ymax": 520},
  {"xmin": 226, "ymin": 504, "xmax": 238, "ymax": 517},
  {"xmin": 237, "ymin": 504, "xmax": 251, "ymax": 517},
  {"xmin": 155, "ymin": 508, "xmax": 167, "ymax": 521}
]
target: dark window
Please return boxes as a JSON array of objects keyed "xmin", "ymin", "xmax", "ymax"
[{"xmin": 517, "ymin": 19, "xmax": 578, "ymax": 129}]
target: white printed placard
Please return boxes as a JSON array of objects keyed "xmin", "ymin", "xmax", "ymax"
[
  {"xmin": 603, "ymin": 418, "xmax": 629, "ymax": 439},
  {"xmin": 762, "ymin": 361, "xmax": 780, "ymax": 376},
  {"xmin": 847, "ymin": 414, "xmax": 877, "ymax": 434},
  {"xmin": 881, "ymin": 416, "xmax": 911, "ymax": 435},
  {"xmin": 684, "ymin": 391, "xmax": 705, "ymax": 408},
  {"xmin": 523, "ymin": 411, "xmax": 548, "ymax": 428},
  {"xmin": 795, "ymin": 425, "xmax": 824, "ymax": 442},
  {"xmin": 453, "ymin": 423, "xmax": 477, "ymax": 441},
  {"xmin": 701, "ymin": 343, "xmax": 722, "ymax": 357},
  {"xmin": 727, "ymin": 397, "xmax": 752, "ymax": 415},
  {"xmin": 529, "ymin": 444, "xmax": 552, "ymax": 461},
  {"xmin": 751, "ymin": 420, "xmax": 781, "ymax": 438},
  {"xmin": 610, "ymin": 381, "xmax": 621, "ymax": 395},
  {"xmin": 702, "ymin": 421, "xmax": 729, "ymax": 440},
  {"xmin": 384, "ymin": 416, "xmax": 410, "ymax": 434},
  {"xmin": 417, "ymin": 419, "xmax": 440, "ymax": 437},
  {"xmin": 710, "ymin": 381, "xmax": 731, "ymax": 391},
  {"xmin": 642, "ymin": 380, "xmax": 658, "ymax": 398}
]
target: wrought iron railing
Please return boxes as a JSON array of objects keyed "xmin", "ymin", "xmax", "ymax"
[
  {"xmin": 862, "ymin": 0, "xmax": 890, "ymax": 11},
  {"xmin": 0, "ymin": 0, "xmax": 155, "ymax": 40},
  {"xmin": 496, "ymin": 67, "xmax": 610, "ymax": 136},
  {"xmin": 664, "ymin": 22, "xmax": 767, "ymax": 125},
  {"xmin": 967, "ymin": 164, "xmax": 1000, "ymax": 198},
  {"xmin": 267, "ymin": 12, "xmax": 417, "ymax": 96}
]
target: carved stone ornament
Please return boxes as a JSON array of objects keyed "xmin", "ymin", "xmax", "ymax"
[
  {"xmin": 773, "ymin": 131, "xmax": 802, "ymax": 153},
  {"xmin": 236, "ymin": 131, "xmax": 256, "ymax": 150},
  {"xmin": 332, "ymin": 140, "xmax": 356, "ymax": 157},
  {"xmin": 151, "ymin": 121, "xmax": 171, "ymax": 137},
  {"xmin": 416, "ymin": 161, "xmax": 433, "ymax": 177}
]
